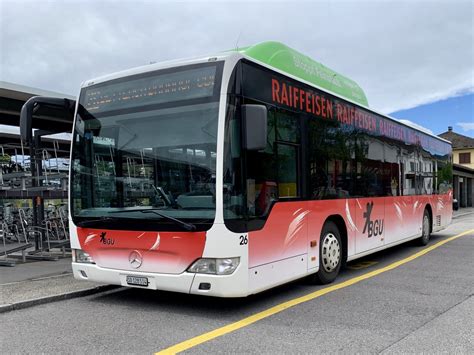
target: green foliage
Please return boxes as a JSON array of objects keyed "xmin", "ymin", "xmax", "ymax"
[
  {"xmin": 437, "ymin": 162, "xmax": 453, "ymax": 185},
  {"xmin": 0, "ymin": 155, "xmax": 11, "ymax": 163}
]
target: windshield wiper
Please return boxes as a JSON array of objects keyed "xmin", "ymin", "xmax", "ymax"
[
  {"xmin": 152, "ymin": 185, "xmax": 180, "ymax": 209},
  {"xmin": 109, "ymin": 208, "xmax": 196, "ymax": 231},
  {"xmin": 76, "ymin": 216, "xmax": 121, "ymax": 228},
  {"xmin": 152, "ymin": 185, "xmax": 172, "ymax": 207}
]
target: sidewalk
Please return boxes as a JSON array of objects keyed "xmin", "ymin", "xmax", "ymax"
[
  {"xmin": 453, "ymin": 206, "xmax": 474, "ymax": 218},
  {"xmin": 1, "ymin": 256, "xmax": 72, "ymax": 284},
  {"xmin": 0, "ymin": 252, "xmax": 113, "ymax": 312}
]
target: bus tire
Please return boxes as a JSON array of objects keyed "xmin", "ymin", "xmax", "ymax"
[
  {"xmin": 311, "ymin": 221, "xmax": 342, "ymax": 284},
  {"xmin": 418, "ymin": 209, "xmax": 431, "ymax": 246}
]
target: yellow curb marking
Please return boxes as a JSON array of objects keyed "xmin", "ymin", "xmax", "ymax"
[{"xmin": 156, "ymin": 229, "xmax": 474, "ymax": 354}]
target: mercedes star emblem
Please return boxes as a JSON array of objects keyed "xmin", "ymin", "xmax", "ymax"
[{"xmin": 129, "ymin": 250, "xmax": 143, "ymax": 269}]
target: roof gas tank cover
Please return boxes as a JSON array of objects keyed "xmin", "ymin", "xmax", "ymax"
[{"xmin": 236, "ymin": 41, "xmax": 369, "ymax": 107}]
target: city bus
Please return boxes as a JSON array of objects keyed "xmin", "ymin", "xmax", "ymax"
[{"xmin": 70, "ymin": 41, "xmax": 452, "ymax": 297}]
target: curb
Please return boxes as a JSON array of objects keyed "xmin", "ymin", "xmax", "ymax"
[{"xmin": 0, "ymin": 284, "xmax": 120, "ymax": 314}]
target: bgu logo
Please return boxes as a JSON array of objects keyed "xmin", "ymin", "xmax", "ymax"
[
  {"xmin": 363, "ymin": 202, "xmax": 384, "ymax": 238},
  {"xmin": 99, "ymin": 232, "xmax": 115, "ymax": 245}
]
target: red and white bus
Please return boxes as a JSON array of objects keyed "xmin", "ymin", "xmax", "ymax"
[{"xmin": 70, "ymin": 42, "xmax": 452, "ymax": 297}]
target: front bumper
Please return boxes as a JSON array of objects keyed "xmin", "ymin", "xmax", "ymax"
[{"xmin": 72, "ymin": 262, "xmax": 248, "ymax": 297}]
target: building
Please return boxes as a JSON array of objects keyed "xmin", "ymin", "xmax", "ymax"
[
  {"xmin": 439, "ymin": 127, "xmax": 474, "ymax": 207},
  {"xmin": 439, "ymin": 126, "xmax": 474, "ymax": 169}
]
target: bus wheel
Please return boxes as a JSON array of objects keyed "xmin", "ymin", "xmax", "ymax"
[
  {"xmin": 418, "ymin": 209, "xmax": 431, "ymax": 246},
  {"xmin": 311, "ymin": 221, "xmax": 342, "ymax": 284}
]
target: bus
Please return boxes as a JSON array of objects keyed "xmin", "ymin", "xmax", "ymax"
[{"xmin": 70, "ymin": 41, "xmax": 452, "ymax": 297}]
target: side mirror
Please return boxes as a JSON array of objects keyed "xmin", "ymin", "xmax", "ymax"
[{"xmin": 242, "ymin": 104, "xmax": 267, "ymax": 151}]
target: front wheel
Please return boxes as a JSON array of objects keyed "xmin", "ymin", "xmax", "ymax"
[
  {"xmin": 418, "ymin": 209, "xmax": 431, "ymax": 246},
  {"xmin": 310, "ymin": 221, "xmax": 342, "ymax": 284}
]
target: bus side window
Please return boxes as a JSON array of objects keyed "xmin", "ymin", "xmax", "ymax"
[{"xmin": 383, "ymin": 142, "xmax": 400, "ymax": 196}]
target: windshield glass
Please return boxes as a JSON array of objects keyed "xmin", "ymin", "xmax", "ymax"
[{"xmin": 71, "ymin": 62, "xmax": 223, "ymax": 231}]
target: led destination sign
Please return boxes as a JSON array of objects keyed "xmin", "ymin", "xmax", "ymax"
[{"xmin": 82, "ymin": 65, "xmax": 218, "ymax": 114}]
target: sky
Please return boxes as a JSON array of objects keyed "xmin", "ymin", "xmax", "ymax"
[
  {"xmin": 0, "ymin": 0, "xmax": 473, "ymax": 136},
  {"xmin": 391, "ymin": 92, "xmax": 474, "ymax": 137}
]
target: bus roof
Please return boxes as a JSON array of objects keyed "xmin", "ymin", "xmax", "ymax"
[
  {"xmin": 78, "ymin": 43, "xmax": 449, "ymax": 147},
  {"xmin": 234, "ymin": 41, "xmax": 369, "ymax": 108}
]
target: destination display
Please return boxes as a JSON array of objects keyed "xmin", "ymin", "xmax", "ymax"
[{"xmin": 81, "ymin": 65, "xmax": 218, "ymax": 113}]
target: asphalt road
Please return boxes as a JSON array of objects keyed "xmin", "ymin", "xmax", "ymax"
[{"xmin": 2, "ymin": 214, "xmax": 473, "ymax": 354}]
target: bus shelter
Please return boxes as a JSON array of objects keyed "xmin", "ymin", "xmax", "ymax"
[{"xmin": 0, "ymin": 81, "xmax": 74, "ymax": 265}]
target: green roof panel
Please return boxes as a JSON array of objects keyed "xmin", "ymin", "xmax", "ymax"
[{"xmin": 235, "ymin": 41, "xmax": 369, "ymax": 107}]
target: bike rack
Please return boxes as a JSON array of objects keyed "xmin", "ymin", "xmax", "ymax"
[{"xmin": 0, "ymin": 221, "xmax": 33, "ymax": 266}]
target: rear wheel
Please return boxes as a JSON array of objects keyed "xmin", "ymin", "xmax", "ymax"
[
  {"xmin": 310, "ymin": 221, "xmax": 342, "ymax": 284},
  {"xmin": 418, "ymin": 209, "xmax": 431, "ymax": 246}
]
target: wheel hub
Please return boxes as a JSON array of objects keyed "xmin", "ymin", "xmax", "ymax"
[{"xmin": 321, "ymin": 233, "xmax": 340, "ymax": 272}]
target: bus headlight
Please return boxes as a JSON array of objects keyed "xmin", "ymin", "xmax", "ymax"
[
  {"xmin": 73, "ymin": 249, "xmax": 95, "ymax": 264},
  {"xmin": 188, "ymin": 257, "xmax": 240, "ymax": 275}
]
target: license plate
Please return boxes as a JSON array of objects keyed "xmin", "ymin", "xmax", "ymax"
[{"xmin": 126, "ymin": 275, "xmax": 149, "ymax": 287}]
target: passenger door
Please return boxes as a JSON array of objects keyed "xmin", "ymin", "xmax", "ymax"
[{"xmin": 247, "ymin": 108, "xmax": 307, "ymax": 268}]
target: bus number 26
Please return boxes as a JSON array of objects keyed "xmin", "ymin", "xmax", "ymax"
[{"xmin": 240, "ymin": 235, "xmax": 248, "ymax": 245}]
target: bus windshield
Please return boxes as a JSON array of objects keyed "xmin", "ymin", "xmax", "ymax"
[{"xmin": 71, "ymin": 62, "xmax": 223, "ymax": 231}]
